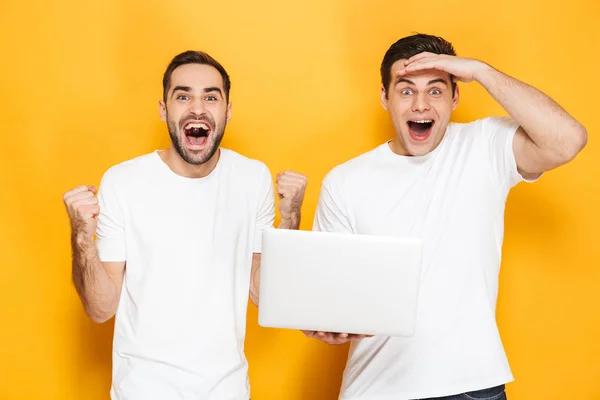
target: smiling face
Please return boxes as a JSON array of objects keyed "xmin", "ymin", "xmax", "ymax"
[
  {"xmin": 159, "ymin": 63, "xmax": 231, "ymax": 165},
  {"xmin": 381, "ymin": 59, "xmax": 459, "ymax": 156}
]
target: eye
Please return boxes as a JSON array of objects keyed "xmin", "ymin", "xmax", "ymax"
[
  {"xmin": 429, "ymin": 88, "xmax": 442, "ymax": 95},
  {"xmin": 176, "ymin": 94, "xmax": 189, "ymax": 101},
  {"xmin": 401, "ymin": 88, "xmax": 413, "ymax": 96},
  {"xmin": 205, "ymin": 95, "xmax": 217, "ymax": 101}
]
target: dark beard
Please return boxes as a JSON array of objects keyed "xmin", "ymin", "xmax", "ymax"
[{"xmin": 167, "ymin": 116, "xmax": 225, "ymax": 165}]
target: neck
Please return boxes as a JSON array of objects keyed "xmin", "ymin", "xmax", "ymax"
[
  {"xmin": 159, "ymin": 147, "xmax": 220, "ymax": 178},
  {"xmin": 388, "ymin": 139, "xmax": 410, "ymax": 156},
  {"xmin": 390, "ymin": 125, "xmax": 449, "ymax": 157}
]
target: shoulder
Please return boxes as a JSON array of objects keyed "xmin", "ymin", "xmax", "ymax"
[
  {"xmin": 100, "ymin": 152, "xmax": 158, "ymax": 187},
  {"xmin": 220, "ymin": 148, "xmax": 271, "ymax": 177},
  {"xmin": 323, "ymin": 146, "xmax": 383, "ymax": 187}
]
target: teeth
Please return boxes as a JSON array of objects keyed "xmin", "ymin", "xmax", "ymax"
[
  {"xmin": 186, "ymin": 123, "xmax": 209, "ymax": 130},
  {"xmin": 411, "ymin": 120, "xmax": 432, "ymax": 124}
]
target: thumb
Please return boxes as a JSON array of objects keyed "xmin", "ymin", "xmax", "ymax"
[{"xmin": 277, "ymin": 185, "xmax": 286, "ymax": 197}]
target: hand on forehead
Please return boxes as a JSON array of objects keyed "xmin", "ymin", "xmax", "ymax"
[
  {"xmin": 392, "ymin": 66, "xmax": 453, "ymax": 91},
  {"xmin": 169, "ymin": 64, "xmax": 225, "ymax": 97}
]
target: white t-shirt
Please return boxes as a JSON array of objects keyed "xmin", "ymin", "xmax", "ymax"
[
  {"xmin": 314, "ymin": 117, "xmax": 535, "ymax": 400},
  {"xmin": 96, "ymin": 148, "xmax": 275, "ymax": 400}
]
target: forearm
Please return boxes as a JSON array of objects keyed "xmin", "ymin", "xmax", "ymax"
[
  {"xmin": 278, "ymin": 213, "xmax": 301, "ymax": 230},
  {"xmin": 476, "ymin": 64, "xmax": 587, "ymax": 158},
  {"xmin": 249, "ymin": 255, "xmax": 260, "ymax": 307},
  {"xmin": 71, "ymin": 234, "xmax": 120, "ymax": 323},
  {"xmin": 249, "ymin": 213, "xmax": 301, "ymax": 306}
]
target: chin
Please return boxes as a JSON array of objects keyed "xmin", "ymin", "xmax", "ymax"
[
  {"xmin": 407, "ymin": 147, "xmax": 431, "ymax": 157},
  {"xmin": 405, "ymin": 131, "xmax": 443, "ymax": 156},
  {"xmin": 397, "ymin": 135, "xmax": 432, "ymax": 157}
]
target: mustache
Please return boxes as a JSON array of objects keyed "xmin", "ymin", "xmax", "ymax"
[{"xmin": 179, "ymin": 114, "xmax": 215, "ymax": 129}]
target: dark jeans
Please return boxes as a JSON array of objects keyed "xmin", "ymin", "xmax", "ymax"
[{"xmin": 414, "ymin": 384, "xmax": 506, "ymax": 400}]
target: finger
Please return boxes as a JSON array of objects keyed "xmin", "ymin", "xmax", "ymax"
[
  {"xmin": 405, "ymin": 52, "xmax": 434, "ymax": 65},
  {"xmin": 349, "ymin": 334, "xmax": 372, "ymax": 340},
  {"xmin": 89, "ymin": 204, "xmax": 100, "ymax": 218},
  {"xmin": 72, "ymin": 197, "xmax": 100, "ymax": 208},
  {"xmin": 404, "ymin": 60, "xmax": 440, "ymax": 73},
  {"xmin": 277, "ymin": 183, "xmax": 301, "ymax": 192},
  {"xmin": 67, "ymin": 190, "xmax": 95, "ymax": 204},
  {"xmin": 88, "ymin": 185, "xmax": 97, "ymax": 195},
  {"xmin": 332, "ymin": 336, "xmax": 350, "ymax": 345},
  {"xmin": 276, "ymin": 186, "xmax": 288, "ymax": 197},
  {"xmin": 396, "ymin": 57, "xmax": 440, "ymax": 76},
  {"xmin": 313, "ymin": 332, "xmax": 350, "ymax": 345},
  {"xmin": 277, "ymin": 181, "xmax": 303, "ymax": 193},
  {"xmin": 278, "ymin": 177, "xmax": 308, "ymax": 187},
  {"xmin": 277, "ymin": 176, "xmax": 307, "ymax": 190},
  {"xmin": 276, "ymin": 176, "xmax": 308, "ymax": 188},
  {"xmin": 323, "ymin": 333, "xmax": 342, "ymax": 344},
  {"xmin": 63, "ymin": 185, "xmax": 92, "ymax": 201},
  {"xmin": 280, "ymin": 170, "xmax": 307, "ymax": 180},
  {"xmin": 276, "ymin": 172, "xmax": 308, "ymax": 182},
  {"xmin": 395, "ymin": 58, "xmax": 437, "ymax": 76},
  {"xmin": 65, "ymin": 190, "xmax": 97, "ymax": 205},
  {"xmin": 337, "ymin": 333, "xmax": 349, "ymax": 339},
  {"xmin": 77, "ymin": 205, "xmax": 100, "ymax": 219},
  {"xmin": 404, "ymin": 54, "xmax": 439, "ymax": 68}
]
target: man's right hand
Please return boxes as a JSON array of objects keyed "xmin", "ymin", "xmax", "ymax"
[
  {"xmin": 301, "ymin": 330, "xmax": 373, "ymax": 345},
  {"xmin": 63, "ymin": 185, "xmax": 99, "ymax": 239}
]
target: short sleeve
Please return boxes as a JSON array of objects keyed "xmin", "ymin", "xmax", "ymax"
[
  {"xmin": 253, "ymin": 165, "xmax": 275, "ymax": 253},
  {"xmin": 96, "ymin": 169, "xmax": 126, "ymax": 262},
  {"xmin": 313, "ymin": 171, "xmax": 353, "ymax": 233},
  {"xmin": 481, "ymin": 116, "xmax": 536, "ymax": 190}
]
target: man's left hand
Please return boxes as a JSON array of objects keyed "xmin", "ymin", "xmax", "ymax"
[
  {"xmin": 276, "ymin": 170, "xmax": 307, "ymax": 221},
  {"xmin": 399, "ymin": 52, "xmax": 489, "ymax": 83}
]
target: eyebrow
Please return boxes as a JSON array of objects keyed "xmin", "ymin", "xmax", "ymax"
[
  {"xmin": 396, "ymin": 78, "xmax": 449, "ymax": 86},
  {"xmin": 202, "ymin": 87, "xmax": 223, "ymax": 96},
  {"xmin": 171, "ymin": 86, "xmax": 223, "ymax": 97}
]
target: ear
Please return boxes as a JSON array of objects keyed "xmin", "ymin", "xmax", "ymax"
[
  {"xmin": 380, "ymin": 86, "xmax": 389, "ymax": 111},
  {"xmin": 226, "ymin": 101, "xmax": 232, "ymax": 124},
  {"xmin": 158, "ymin": 100, "xmax": 167, "ymax": 122},
  {"xmin": 452, "ymin": 84, "xmax": 460, "ymax": 111}
]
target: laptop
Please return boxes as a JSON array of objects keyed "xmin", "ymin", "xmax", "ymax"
[{"xmin": 257, "ymin": 228, "xmax": 423, "ymax": 337}]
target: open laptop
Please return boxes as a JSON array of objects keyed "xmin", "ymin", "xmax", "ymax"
[{"xmin": 257, "ymin": 228, "xmax": 423, "ymax": 337}]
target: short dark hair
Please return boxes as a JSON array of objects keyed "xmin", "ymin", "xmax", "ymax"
[
  {"xmin": 380, "ymin": 33, "xmax": 456, "ymax": 97},
  {"xmin": 162, "ymin": 50, "xmax": 231, "ymax": 102}
]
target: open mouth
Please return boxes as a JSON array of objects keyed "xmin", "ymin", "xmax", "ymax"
[
  {"xmin": 407, "ymin": 119, "xmax": 434, "ymax": 142},
  {"xmin": 183, "ymin": 121, "xmax": 212, "ymax": 148}
]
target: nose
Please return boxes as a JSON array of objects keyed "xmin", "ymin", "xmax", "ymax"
[
  {"xmin": 411, "ymin": 92, "xmax": 431, "ymax": 113},
  {"xmin": 188, "ymin": 98, "xmax": 206, "ymax": 117}
]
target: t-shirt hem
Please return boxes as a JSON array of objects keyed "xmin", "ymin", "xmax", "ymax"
[
  {"xmin": 504, "ymin": 120, "xmax": 542, "ymax": 185},
  {"xmin": 111, "ymin": 388, "xmax": 250, "ymax": 400},
  {"xmin": 339, "ymin": 375, "xmax": 514, "ymax": 400}
]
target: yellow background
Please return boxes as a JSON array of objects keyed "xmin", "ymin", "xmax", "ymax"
[{"xmin": 1, "ymin": 0, "xmax": 599, "ymax": 399}]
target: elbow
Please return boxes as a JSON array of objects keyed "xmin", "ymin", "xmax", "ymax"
[
  {"xmin": 552, "ymin": 124, "xmax": 588, "ymax": 166},
  {"xmin": 574, "ymin": 124, "xmax": 588, "ymax": 154},
  {"xmin": 88, "ymin": 312, "xmax": 113, "ymax": 324},
  {"xmin": 565, "ymin": 124, "xmax": 588, "ymax": 161},
  {"xmin": 249, "ymin": 295, "xmax": 259, "ymax": 308},
  {"xmin": 249, "ymin": 287, "xmax": 259, "ymax": 308},
  {"xmin": 85, "ymin": 307, "xmax": 115, "ymax": 324}
]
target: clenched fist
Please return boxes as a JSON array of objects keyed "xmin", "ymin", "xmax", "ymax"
[
  {"xmin": 275, "ymin": 171, "xmax": 307, "ymax": 221},
  {"xmin": 63, "ymin": 185, "xmax": 99, "ymax": 239}
]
